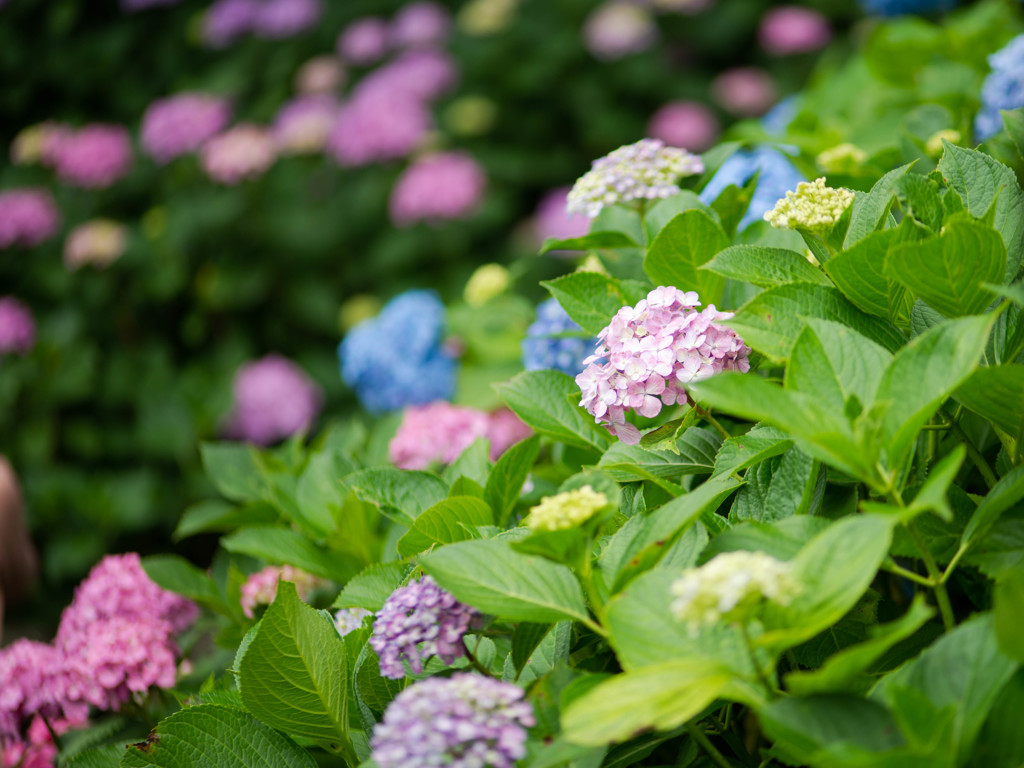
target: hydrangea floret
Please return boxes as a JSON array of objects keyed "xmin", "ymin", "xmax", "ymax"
[
  {"xmin": 576, "ymin": 287, "xmax": 750, "ymax": 444},
  {"xmin": 815, "ymin": 143, "xmax": 867, "ymax": 174},
  {"xmin": 522, "ymin": 298, "xmax": 592, "ymax": 378},
  {"xmin": 763, "ymin": 177, "xmax": 855, "ymax": 232},
  {"xmin": 334, "ymin": 608, "xmax": 372, "ymax": 638},
  {"xmin": 566, "ymin": 138, "xmax": 703, "ymax": 219},
  {"xmin": 670, "ymin": 550, "xmax": 802, "ymax": 635},
  {"xmin": 525, "ymin": 485, "xmax": 609, "ymax": 532},
  {"xmin": 976, "ymin": 34, "xmax": 1024, "ymax": 141},
  {"xmin": 371, "ymin": 673, "xmax": 535, "ymax": 768},
  {"xmin": 369, "ymin": 576, "xmax": 479, "ymax": 679},
  {"xmin": 239, "ymin": 565, "xmax": 323, "ymax": 619}
]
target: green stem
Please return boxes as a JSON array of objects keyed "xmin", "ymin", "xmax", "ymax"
[
  {"xmin": 461, "ymin": 638, "xmax": 495, "ymax": 678},
  {"xmin": 693, "ymin": 403, "xmax": 731, "ymax": 440},
  {"xmin": 946, "ymin": 417, "xmax": 998, "ymax": 489},
  {"xmin": 39, "ymin": 713, "xmax": 64, "ymax": 753},
  {"xmin": 880, "ymin": 560, "xmax": 933, "ymax": 587},
  {"xmin": 739, "ymin": 623, "xmax": 775, "ymax": 697},
  {"xmin": 578, "ymin": 543, "xmax": 609, "ymax": 631},
  {"xmin": 907, "ymin": 523, "xmax": 956, "ymax": 631},
  {"xmin": 941, "ymin": 544, "xmax": 968, "ymax": 585},
  {"xmin": 685, "ymin": 722, "xmax": 734, "ymax": 768}
]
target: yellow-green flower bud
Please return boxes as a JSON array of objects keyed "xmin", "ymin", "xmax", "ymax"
[
  {"xmin": 525, "ymin": 485, "xmax": 608, "ymax": 532},
  {"xmin": 464, "ymin": 263, "xmax": 510, "ymax": 306},
  {"xmin": 815, "ymin": 143, "xmax": 867, "ymax": 174},
  {"xmin": 926, "ymin": 129, "xmax": 960, "ymax": 158},
  {"xmin": 763, "ymin": 177, "xmax": 855, "ymax": 233}
]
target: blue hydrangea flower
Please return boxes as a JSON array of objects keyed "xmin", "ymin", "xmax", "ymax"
[
  {"xmin": 699, "ymin": 146, "xmax": 806, "ymax": 232},
  {"xmin": 339, "ymin": 289, "xmax": 456, "ymax": 413},
  {"xmin": 761, "ymin": 95, "xmax": 800, "ymax": 136},
  {"xmin": 975, "ymin": 34, "xmax": 1024, "ymax": 141},
  {"xmin": 857, "ymin": 0, "xmax": 956, "ymax": 16},
  {"xmin": 522, "ymin": 298, "xmax": 592, "ymax": 377}
]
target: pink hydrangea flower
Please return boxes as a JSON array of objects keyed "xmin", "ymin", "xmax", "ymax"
[
  {"xmin": 1, "ymin": 715, "xmax": 82, "ymax": 768},
  {"xmin": 295, "ymin": 55, "xmax": 346, "ymax": 95},
  {"xmin": 389, "ymin": 402, "xmax": 530, "ymax": 469},
  {"xmin": 576, "ymin": 287, "xmax": 749, "ymax": 444},
  {"xmin": 141, "ymin": 93, "xmax": 232, "ymax": 164},
  {"xmin": 759, "ymin": 6, "xmax": 831, "ymax": 55},
  {"xmin": 273, "ymin": 96, "xmax": 339, "ymax": 154},
  {"xmin": 51, "ymin": 124, "xmax": 133, "ymax": 188},
  {"xmin": 225, "ymin": 354, "xmax": 322, "ymax": 445},
  {"xmin": 252, "ymin": 0, "xmax": 321, "ymax": 39},
  {"xmin": 10, "ymin": 122, "xmax": 70, "ymax": 166},
  {"xmin": 583, "ymin": 2, "xmax": 657, "ymax": 60},
  {"xmin": 532, "ymin": 187, "xmax": 590, "ymax": 246},
  {"xmin": 327, "ymin": 89, "xmax": 430, "ymax": 166},
  {"xmin": 337, "ymin": 16, "xmax": 390, "ymax": 64},
  {"xmin": 360, "ymin": 49, "xmax": 458, "ymax": 102},
  {"xmin": 486, "ymin": 409, "xmax": 533, "ymax": 457},
  {"xmin": 63, "ymin": 219, "xmax": 127, "ymax": 270},
  {"xmin": 202, "ymin": 0, "xmax": 259, "ymax": 48},
  {"xmin": 647, "ymin": 101, "xmax": 720, "ymax": 152},
  {"xmin": 0, "ymin": 297, "xmax": 36, "ymax": 355},
  {"xmin": 240, "ymin": 565, "xmax": 323, "ymax": 618},
  {"xmin": 389, "ymin": 151, "xmax": 486, "ymax": 227},
  {"xmin": 712, "ymin": 68, "xmax": 778, "ymax": 117},
  {"xmin": 390, "ymin": 1, "xmax": 450, "ymax": 49},
  {"xmin": 0, "ymin": 189, "xmax": 60, "ymax": 248},
  {"xmin": 0, "ymin": 641, "xmax": 86, "ymax": 740},
  {"xmin": 201, "ymin": 124, "xmax": 276, "ymax": 184}
]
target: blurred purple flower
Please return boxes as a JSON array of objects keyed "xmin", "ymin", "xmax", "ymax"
[
  {"xmin": 0, "ymin": 189, "xmax": 59, "ymax": 248},
  {"xmin": 759, "ymin": 6, "xmax": 831, "ymax": 55},
  {"xmin": 120, "ymin": 0, "xmax": 179, "ymax": 9},
  {"xmin": 361, "ymin": 49, "xmax": 458, "ymax": 102},
  {"xmin": 583, "ymin": 2, "xmax": 657, "ymax": 60},
  {"xmin": 389, "ymin": 151, "xmax": 486, "ymax": 227},
  {"xmin": 337, "ymin": 16, "xmax": 390, "ymax": 64},
  {"xmin": 0, "ymin": 297, "xmax": 35, "ymax": 356},
  {"xmin": 202, "ymin": 0, "xmax": 259, "ymax": 47},
  {"xmin": 390, "ymin": 1, "xmax": 450, "ymax": 49},
  {"xmin": 712, "ymin": 67, "xmax": 778, "ymax": 116},
  {"xmin": 273, "ymin": 96, "xmax": 339, "ymax": 154},
  {"xmin": 51, "ymin": 125, "xmax": 133, "ymax": 189},
  {"xmin": 647, "ymin": 101, "xmax": 720, "ymax": 152},
  {"xmin": 141, "ymin": 92, "xmax": 232, "ymax": 163},
  {"xmin": 328, "ymin": 91, "xmax": 429, "ymax": 166},
  {"xmin": 532, "ymin": 187, "xmax": 590, "ymax": 245},
  {"xmin": 201, "ymin": 124, "xmax": 276, "ymax": 184},
  {"xmin": 252, "ymin": 0, "xmax": 321, "ymax": 38},
  {"xmin": 225, "ymin": 354, "xmax": 322, "ymax": 444}
]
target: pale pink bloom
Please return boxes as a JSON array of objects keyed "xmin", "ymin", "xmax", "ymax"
[
  {"xmin": 712, "ymin": 68, "xmax": 778, "ymax": 117},
  {"xmin": 583, "ymin": 2, "xmax": 657, "ymax": 60},
  {"xmin": 225, "ymin": 354, "xmax": 322, "ymax": 444},
  {"xmin": 759, "ymin": 6, "xmax": 830, "ymax": 55},
  {"xmin": 240, "ymin": 565, "xmax": 323, "ymax": 618},
  {"xmin": 390, "ymin": 1, "xmax": 450, "ymax": 49},
  {"xmin": 273, "ymin": 96, "xmax": 339, "ymax": 154},
  {"xmin": 647, "ymin": 101, "xmax": 720, "ymax": 152},
  {"xmin": 201, "ymin": 124, "xmax": 276, "ymax": 184},
  {"xmin": 295, "ymin": 55, "xmax": 345, "ymax": 95},
  {"xmin": 63, "ymin": 219, "xmax": 127, "ymax": 270},
  {"xmin": 389, "ymin": 151, "xmax": 486, "ymax": 227},
  {"xmin": 337, "ymin": 16, "xmax": 390, "ymax": 64}
]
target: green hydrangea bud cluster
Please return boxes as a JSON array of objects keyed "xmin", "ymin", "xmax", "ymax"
[
  {"xmin": 763, "ymin": 177, "xmax": 855, "ymax": 232},
  {"xmin": 524, "ymin": 485, "xmax": 608, "ymax": 532}
]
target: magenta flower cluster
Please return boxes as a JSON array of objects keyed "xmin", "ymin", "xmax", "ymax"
[
  {"xmin": 388, "ymin": 401, "xmax": 531, "ymax": 470},
  {"xmin": 49, "ymin": 124, "xmax": 133, "ymax": 189},
  {"xmin": 371, "ymin": 673, "xmax": 534, "ymax": 768},
  {"xmin": 389, "ymin": 151, "xmax": 486, "ymax": 227},
  {"xmin": 369, "ymin": 576, "xmax": 479, "ymax": 679},
  {"xmin": 202, "ymin": 0, "xmax": 321, "ymax": 48},
  {"xmin": 336, "ymin": 2, "xmax": 450, "ymax": 65},
  {"xmin": 141, "ymin": 93, "xmax": 232, "ymax": 164},
  {"xmin": 576, "ymin": 287, "xmax": 750, "ymax": 444},
  {"xmin": 225, "ymin": 354, "xmax": 322, "ymax": 445},
  {"xmin": 0, "ymin": 189, "xmax": 59, "ymax": 249},
  {"xmin": 0, "ymin": 297, "xmax": 36, "ymax": 356}
]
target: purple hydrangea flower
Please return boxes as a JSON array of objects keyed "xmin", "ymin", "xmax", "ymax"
[
  {"xmin": 389, "ymin": 151, "xmax": 486, "ymax": 227},
  {"xmin": 141, "ymin": 93, "xmax": 232, "ymax": 164},
  {"xmin": 976, "ymin": 34, "xmax": 1024, "ymax": 141},
  {"xmin": 202, "ymin": 0, "xmax": 259, "ymax": 47},
  {"xmin": 0, "ymin": 189, "xmax": 59, "ymax": 249},
  {"xmin": 272, "ymin": 96, "xmax": 339, "ymax": 154},
  {"xmin": 390, "ymin": 1, "xmax": 450, "ymax": 49},
  {"xmin": 712, "ymin": 67, "xmax": 778, "ymax": 117},
  {"xmin": 647, "ymin": 101, "xmax": 720, "ymax": 153},
  {"xmin": 337, "ymin": 17, "xmax": 391, "ymax": 64},
  {"xmin": 532, "ymin": 187, "xmax": 590, "ymax": 246},
  {"xmin": 576, "ymin": 287, "xmax": 749, "ymax": 444},
  {"xmin": 523, "ymin": 298, "xmax": 592, "ymax": 377},
  {"xmin": 361, "ymin": 49, "xmax": 457, "ymax": 102},
  {"xmin": 583, "ymin": 2, "xmax": 657, "ymax": 61},
  {"xmin": 327, "ymin": 89, "xmax": 430, "ymax": 167},
  {"xmin": 51, "ymin": 124, "xmax": 133, "ymax": 189},
  {"xmin": 0, "ymin": 297, "xmax": 36, "ymax": 355},
  {"xmin": 252, "ymin": 0, "xmax": 321, "ymax": 39},
  {"xmin": 200, "ymin": 124, "xmax": 276, "ymax": 184},
  {"xmin": 225, "ymin": 354, "xmax": 322, "ymax": 445},
  {"xmin": 369, "ymin": 576, "xmax": 479, "ymax": 678},
  {"xmin": 371, "ymin": 673, "xmax": 535, "ymax": 768},
  {"xmin": 758, "ymin": 6, "xmax": 830, "ymax": 55}
]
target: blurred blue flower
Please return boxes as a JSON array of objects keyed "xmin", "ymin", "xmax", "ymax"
[
  {"xmin": 857, "ymin": 0, "xmax": 956, "ymax": 16},
  {"xmin": 699, "ymin": 146, "xmax": 806, "ymax": 232},
  {"xmin": 522, "ymin": 298, "xmax": 592, "ymax": 377},
  {"xmin": 975, "ymin": 34, "xmax": 1024, "ymax": 141},
  {"xmin": 761, "ymin": 96, "xmax": 800, "ymax": 136},
  {"xmin": 339, "ymin": 289, "xmax": 456, "ymax": 413}
]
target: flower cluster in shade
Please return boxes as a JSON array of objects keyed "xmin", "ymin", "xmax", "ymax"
[
  {"xmin": 576, "ymin": 287, "xmax": 750, "ymax": 444},
  {"xmin": 371, "ymin": 673, "xmax": 534, "ymax": 768},
  {"xmin": 201, "ymin": 124, "xmax": 276, "ymax": 184},
  {"xmin": 340, "ymin": 290, "xmax": 457, "ymax": 413},
  {"xmin": 388, "ymin": 401, "xmax": 531, "ymax": 469},
  {"xmin": 389, "ymin": 151, "xmax": 486, "ymax": 227},
  {"xmin": 0, "ymin": 190, "xmax": 58, "ymax": 249},
  {"xmin": 334, "ymin": 607, "xmax": 373, "ymax": 637},
  {"xmin": 0, "ymin": 297, "xmax": 36, "ymax": 356},
  {"xmin": 337, "ymin": 2, "xmax": 450, "ymax": 64},
  {"xmin": 1, "ymin": 713, "xmax": 71, "ymax": 768},
  {"xmin": 764, "ymin": 177, "xmax": 856, "ymax": 232},
  {"xmin": 758, "ymin": 6, "xmax": 830, "ymax": 56},
  {"xmin": 567, "ymin": 139, "xmax": 704, "ymax": 219},
  {"xmin": 976, "ymin": 34, "xmax": 1024, "ymax": 141},
  {"xmin": 370, "ymin": 576, "xmax": 479, "ymax": 679},
  {"xmin": 712, "ymin": 68, "xmax": 777, "ymax": 117},
  {"xmin": 523, "ymin": 298, "xmax": 592, "ymax": 378},
  {"xmin": 202, "ymin": 0, "xmax": 322, "ymax": 48},
  {"xmin": 699, "ymin": 146, "xmax": 806, "ymax": 231},
  {"xmin": 670, "ymin": 550, "xmax": 802, "ymax": 635},
  {"xmin": 525, "ymin": 486, "xmax": 608, "ymax": 532},
  {"xmin": 0, "ymin": 553, "xmax": 198, "ymax": 746},
  {"xmin": 857, "ymin": 0, "xmax": 956, "ymax": 16},
  {"xmin": 225, "ymin": 354, "xmax": 322, "ymax": 445},
  {"xmin": 239, "ymin": 565, "xmax": 324, "ymax": 619},
  {"xmin": 532, "ymin": 187, "xmax": 590, "ymax": 247},
  {"xmin": 583, "ymin": 3, "xmax": 658, "ymax": 60},
  {"xmin": 295, "ymin": 56, "xmax": 346, "ymax": 95},
  {"xmin": 141, "ymin": 93, "xmax": 232, "ymax": 163},
  {"xmin": 64, "ymin": 220, "xmax": 127, "ymax": 270},
  {"xmin": 647, "ymin": 101, "xmax": 720, "ymax": 153}
]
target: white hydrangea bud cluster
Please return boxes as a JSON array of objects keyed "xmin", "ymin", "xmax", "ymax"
[
  {"xmin": 763, "ymin": 177, "xmax": 855, "ymax": 232},
  {"xmin": 524, "ymin": 485, "xmax": 608, "ymax": 532},
  {"xmin": 567, "ymin": 138, "xmax": 704, "ymax": 219},
  {"xmin": 670, "ymin": 550, "xmax": 801, "ymax": 635}
]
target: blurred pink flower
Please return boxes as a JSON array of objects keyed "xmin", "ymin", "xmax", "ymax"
[
  {"xmin": 63, "ymin": 220, "xmax": 127, "ymax": 270},
  {"xmin": 141, "ymin": 92, "xmax": 231, "ymax": 163},
  {"xmin": 759, "ymin": 6, "xmax": 830, "ymax": 55},
  {"xmin": 0, "ymin": 189, "xmax": 59, "ymax": 248},
  {"xmin": 253, "ymin": 0, "xmax": 321, "ymax": 39},
  {"xmin": 389, "ymin": 402, "xmax": 531, "ymax": 469},
  {"xmin": 202, "ymin": 0, "xmax": 259, "ymax": 48},
  {"xmin": 10, "ymin": 122, "xmax": 70, "ymax": 166},
  {"xmin": 226, "ymin": 354, "xmax": 322, "ymax": 444},
  {"xmin": 532, "ymin": 187, "xmax": 589, "ymax": 246},
  {"xmin": 647, "ymin": 101, "xmax": 720, "ymax": 152},
  {"xmin": 389, "ymin": 151, "xmax": 486, "ymax": 227},
  {"xmin": 360, "ymin": 49, "xmax": 458, "ymax": 102},
  {"xmin": 712, "ymin": 67, "xmax": 778, "ymax": 116},
  {"xmin": 583, "ymin": 3, "xmax": 658, "ymax": 60},
  {"xmin": 295, "ymin": 55, "xmax": 346, "ymax": 95},
  {"xmin": 337, "ymin": 16, "xmax": 390, "ymax": 64},
  {"xmin": 51, "ymin": 124, "xmax": 133, "ymax": 188},
  {"xmin": 390, "ymin": 1, "xmax": 450, "ymax": 49},
  {"xmin": 0, "ymin": 297, "xmax": 34, "ymax": 355},
  {"xmin": 201, "ymin": 124, "xmax": 276, "ymax": 184},
  {"xmin": 273, "ymin": 96, "xmax": 339, "ymax": 154},
  {"xmin": 240, "ymin": 565, "xmax": 323, "ymax": 618}
]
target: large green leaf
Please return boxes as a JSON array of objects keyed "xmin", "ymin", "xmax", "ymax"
[
  {"xmin": 700, "ymin": 245, "xmax": 831, "ymax": 288},
  {"xmin": 887, "ymin": 219, "xmax": 1005, "ymax": 318},
  {"xmin": 121, "ymin": 705, "xmax": 316, "ymax": 768},
  {"xmin": 956, "ymin": 364, "xmax": 1024, "ymax": 453},
  {"xmin": 539, "ymin": 231, "xmax": 639, "ymax": 255},
  {"xmin": 418, "ymin": 539, "xmax": 591, "ymax": 625},
  {"xmin": 541, "ymin": 272, "xmax": 647, "ymax": 337},
  {"xmin": 238, "ymin": 583, "xmax": 350, "ymax": 748},
  {"xmin": 332, "ymin": 561, "xmax": 408, "ymax": 611},
  {"xmin": 396, "ymin": 496, "xmax": 493, "ymax": 557},
  {"xmin": 961, "ymin": 463, "xmax": 1024, "ymax": 552},
  {"xmin": 994, "ymin": 571, "xmax": 1024, "ymax": 662},
  {"xmin": 975, "ymin": 669, "xmax": 1024, "ymax": 768},
  {"xmin": 220, "ymin": 526, "xmax": 357, "ymax": 582},
  {"xmin": 643, "ymin": 210, "xmax": 729, "ymax": 304},
  {"xmin": 141, "ymin": 555, "xmax": 223, "ymax": 610},
  {"xmin": 200, "ymin": 443, "xmax": 268, "ymax": 503},
  {"xmin": 844, "ymin": 163, "xmax": 914, "ymax": 247},
  {"xmin": 173, "ymin": 499, "xmax": 278, "ymax": 541},
  {"xmin": 484, "ymin": 435, "xmax": 540, "ymax": 524},
  {"xmin": 495, "ymin": 370, "xmax": 612, "ymax": 454},
  {"xmin": 342, "ymin": 467, "xmax": 448, "ymax": 525},
  {"xmin": 712, "ymin": 426, "xmax": 792, "ymax": 477},
  {"xmin": 294, "ymin": 451, "xmax": 351, "ymax": 537},
  {"xmin": 597, "ymin": 428, "xmax": 720, "ymax": 483}
]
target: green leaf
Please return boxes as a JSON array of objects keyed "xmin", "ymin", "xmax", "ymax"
[
  {"xmin": 874, "ymin": 314, "xmax": 994, "ymax": 470},
  {"xmin": 539, "ymin": 231, "xmax": 638, "ymax": 255},
  {"xmin": 560, "ymin": 661, "xmax": 731, "ymax": 746},
  {"xmin": 121, "ymin": 705, "xmax": 316, "ymax": 768},
  {"xmin": 907, "ymin": 445, "xmax": 965, "ymax": 522},
  {"xmin": 785, "ymin": 597, "xmax": 934, "ymax": 696},
  {"xmin": 495, "ymin": 371, "xmax": 612, "ymax": 454},
  {"xmin": 396, "ymin": 496, "xmax": 493, "ymax": 558},
  {"xmin": 419, "ymin": 539, "xmax": 591, "ymax": 625},
  {"xmin": 221, "ymin": 526, "xmax": 356, "ymax": 582},
  {"xmin": 294, "ymin": 452, "xmax": 351, "ymax": 537},
  {"xmin": 712, "ymin": 426, "xmax": 792, "ymax": 478},
  {"xmin": 643, "ymin": 210, "xmax": 729, "ymax": 305},
  {"xmin": 939, "ymin": 143, "xmax": 1024, "ymax": 281},
  {"xmin": 887, "ymin": 219, "xmax": 1005, "ymax": 318},
  {"xmin": 701, "ymin": 245, "xmax": 831, "ymax": 288},
  {"xmin": 343, "ymin": 467, "xmax": 448, "ymax": 525},
  {"xmin": 200, "ymin": 443, "xmax": 267, "ymax": 503},
  {"xmin": 893, "ymin": 173, "xmax": 943, "ymax": 232},
  {"xmin": 597, "ymin": 428, "xmax": 720, "ymax": 483},
  {"xmin": 975, "ymin": 669, "xmax": 1024, "ymax": 768},
  {"xmin": 642, "ymin": 190, "xmax": 718, "ymax": 241},
  {"xmin": 1003, "ymin": 108, "xmax": 1024, "ymax": 159},
  {"xmin": 238, "ymin": 582, "xmax": 350, "ymax": 747},
  {"xmin": 727, "ymin": 284, "xmax": 905, "ymax": 362},
  {"xmin": 173, "ymin": 500, "xmax": 277, "ymax": 541},
  {"xmin": 332, "ymin": 561, "xmax": 409, "ymax": 611},
  {"xmin": 485, "ymin": 435, "xmax": 540, "ymax": 524},
  {"xmin": 956, "ymin": 364, "xmax": 1024, "ymax": 451},
  {"xmin": 442, "ymin": 438, "xmax": 491, "ymax": 487},
  {"xmin": 141, "ymin": 555, "xmax": 222, "ymax": 609},
  {"xmin": 68, "ymin": 745, "xmax": 125, "ymax": 768},
  {"xmin": 961, "ymin": 463, "xmax": 1024, "ymax": 551},
  {"xmin": 844, "ymin": 162, "xmax": 914, "ymax": 247},
  {"xmin": 541, "ymin": 272, "xmax": 645, "ymax": 337},
  {"xmin": 994, "ymin": 571, "xmax": 1024, "ymax": 662}
]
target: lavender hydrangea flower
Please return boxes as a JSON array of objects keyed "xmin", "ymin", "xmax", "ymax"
[
  {"xmin": 0, "ymin": 297, "xmax": 36, "ymax": 355},
  {"xmin": 567, "ymin": 138, "xmax": 704, "ymax": 219},
  {"xmin": 699, "ymin": 146, "xmax": 806, "ymax": 231},
  {"xmin": 225, "ymin": 354, "xmax": 322, "ymax": 445},
  {"xmin": 0, "ymin": 189, "xmax": 59, "ymax": 249},
  {"xmin": 202, "ymin": 0, "xmax": 259, "ymax": 47},
  {"xmin": 334, "ymin": 607, "xmax": 372, "ymax": 637},
  {"xmin": 523, "ymin": 298, "xmax": 592, "ymax": 377},
  {"xmin": 339, "ymin": 290, "xmax": 457, "ymax": 413},
  {"xmin": 201, "ymin": 124, "xmax": 276, "ymax": 184},
  {"xmin": 975, "ymin": 34, "xmax": 1024, "ymax": 141},
  {"xmin": 337, "ymin": 16, "xmax": 390, "ymax": 64},
  {"xmin": 273, "ymin": 96, "xmax": 339, "ymax": 154},
  {"xmin": 389, "ymin": 151, "xmax": 486, "ymax": 227},
  {"xmin": 647, "ymin": 101, "xmax": 720, "ymax": 153},
  {"xmin": 857, "ymin": 0, "xmax": 956, "ymax": 16},
  {"xmin": 252, "ymin": 0, "xmax": 321, "ymax": 39},
  {"xmin": 141, "ymin": 93, "xmax": 232, "ymax": 164},
  {"xmin": 51, "ymin": 124, "xmax": 133, "ymax": 189},
  {"xmin": 390, "ymin": 1, "xmax": 450, "ymax": 49},
  {"xmin": 371, "ymin": 674, "xmax": 534, "ymax": 768},
  {"xmin": 576, "ymin": 287, "xmax": 749, "ymax": 444},
  {"xmin": 327, "ymin": 88, "xmax": 430, "ymax": 166},
  {"xmin": 369, "ymin": 576, "xmax": 479, "ymax": 678}
]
